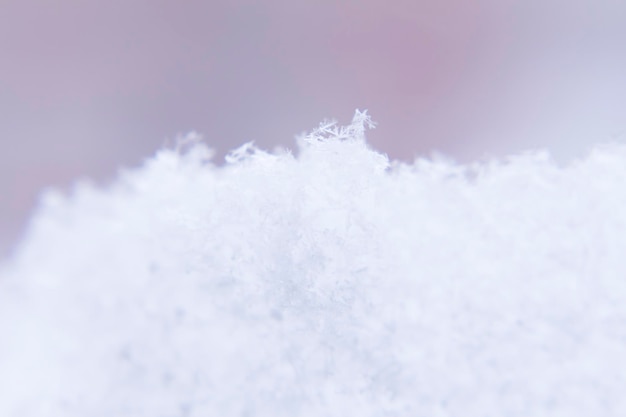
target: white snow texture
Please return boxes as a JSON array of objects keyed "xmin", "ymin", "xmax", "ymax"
[{"xmin": 1, "ymin": 110, "xmax": 626, "ymax": 416}]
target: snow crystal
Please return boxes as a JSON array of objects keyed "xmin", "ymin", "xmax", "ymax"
[{"xmin": 2, "ymin": 111, "xmax": 626, "ymax": 416}]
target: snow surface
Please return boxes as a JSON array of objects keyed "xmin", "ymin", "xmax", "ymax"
[{"xmin": 1, "ymin": 111, "xmax": 626, "ymax": 416}]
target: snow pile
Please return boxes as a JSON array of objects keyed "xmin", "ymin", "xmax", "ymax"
[{"xmin": 2, "ymin": 111, "xmax": 626, "ymax": 416}]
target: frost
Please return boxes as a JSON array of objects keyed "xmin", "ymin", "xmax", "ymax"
[{"xmin": 1, "ymin": 111, "xmax": 626, "ymax": 416}]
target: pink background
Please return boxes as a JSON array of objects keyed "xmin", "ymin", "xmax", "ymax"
[{"xmin": 2, "ymin": 0, "xmax": 626, "ymax": 257}]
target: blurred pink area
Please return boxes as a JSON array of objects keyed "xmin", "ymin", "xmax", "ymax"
[{"xmin": 1, "ymin": 0, "xmax": 626, "ymax": 257}]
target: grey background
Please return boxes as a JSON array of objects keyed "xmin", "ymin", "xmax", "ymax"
[{"xmin": 2, "ymin": 0, "xmax": 626, "ymax": 257}]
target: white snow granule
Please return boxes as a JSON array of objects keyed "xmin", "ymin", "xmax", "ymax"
[{"xmin": 1, "ymin": 110, "xmax": 626, "ymax": 416}]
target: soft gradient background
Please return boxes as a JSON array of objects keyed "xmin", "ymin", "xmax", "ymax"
[{"xmin": 1, "ymin": 0, "xmax": 626, "ymax": 257}]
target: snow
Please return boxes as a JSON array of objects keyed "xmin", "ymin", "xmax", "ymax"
[{"xmin": 1, "ymin": 110, "xmax": 626, "ymax": 416}]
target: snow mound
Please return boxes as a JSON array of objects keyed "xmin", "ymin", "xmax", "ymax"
[{"xmin": 2, "ymin": 111, "xmax": 626, "ymax": 416}]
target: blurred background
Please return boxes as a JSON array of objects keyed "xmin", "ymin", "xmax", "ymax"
[{"xmin": 1, "ymin": 0, "xmax": 626, "ymax": 258}]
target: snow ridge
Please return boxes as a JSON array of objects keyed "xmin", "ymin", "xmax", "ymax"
[{"xmin": 1, "ymin": 111, "xmax": 626, "ymax": 416}]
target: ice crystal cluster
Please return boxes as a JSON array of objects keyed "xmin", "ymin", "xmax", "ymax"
[{"xmin": 1, "ymin": 111, "xmax": 626, "ymax": 416}]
